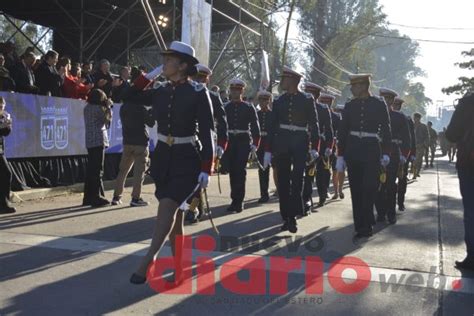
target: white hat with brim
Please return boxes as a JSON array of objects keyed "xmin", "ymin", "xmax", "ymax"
[{"xmin": 161, "ymin": 41, "xmax": 199, "ymax": 65}]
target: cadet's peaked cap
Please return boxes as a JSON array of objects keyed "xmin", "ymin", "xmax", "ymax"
[
  {"xmin": 281, "ymin": 66, "xmax": 303, "ymax": 78},
  {"xmin": 379, "ymin": 87, "xmax": 398, "ymax": 97},
  {"xmin": 196, "ymin": 64, "xmax": 212, "ymax": 76},
  {"xmin": 349, "ymin": 73, "xmax": 372, "ymax": 85},
  {"xmin": 257, "ymin": 90, "xmax": 272, "ymax": 98},
  {"xmin": 160, "ymin": 41, "xmax": 199, "ymax": 65},
  {"xmin": 229, "ymin": 78, "xmax": 246, "ymax": 88},
  {"xmin": 319, "ymin": 93, "xmax": 336, "ymax": 101},
  {"xmin": 305, "ymin": 82, "xmax": 325, "ymax": 92},
  {"xmin": 393, "ymin": 97, "xmax": 405, "ymax": 105}
]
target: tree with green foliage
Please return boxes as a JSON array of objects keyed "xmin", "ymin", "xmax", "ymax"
[
  {"xmin": 442, "ymin": 48, "xmax": 474, "ymax": 96},
  {"xmin": 292, "ymin": 0, "xmax": 430, "ymax": 114}
]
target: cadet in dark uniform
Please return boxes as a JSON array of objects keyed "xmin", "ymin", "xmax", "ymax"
[
  {"xmin": 182, "ymin": 63, "xmax": 229, "ymax": 223},
  {"xmin": 336, "ymin": 74, "xmax": 391, "ymax": 238},
  {"xmin": 301, "ymin": 83, "xmax": 332, "ymax": 211},
  {"xmin": 122, "ymin": 41, "xmax": 215, "ymax": 284},
  {"xmin": 316, "ymin": 92, "xmax": 336, "ymax": 206},
  {"xmin": 222, "ymin": 78, "xmax": 260, "ymax": 213},
  {"xmin": 375, "ymin": 88, "xmax": 410, "ymax": 224},
  {"xmin": 331, "ymin": 104, "xmax": 345, "ymax": 199},
  {"xmin": 256, "ymin": 90, "xmax": 274, "ymax": 203},
  {"xmin": 394, "ymin": 97, "xmax": 416, "ymax": 212},
  {"xmin": 268, "ymin": 66, "xmax": 320, "ymax": 233}
]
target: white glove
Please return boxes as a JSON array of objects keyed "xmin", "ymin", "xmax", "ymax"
[
  {"xmin": 324, "ymin": 148, "xmax": 332, "ymax": 157},
  {"xmin": 198, "ymin": 172, "xmax": 210, "ymax": 189},
  {"xmin": 250, "ymin": 144, "xmax": 258, "ymax": 154},
  {"xmin": 409, "ymin": 155, "xmax": 416, "ymax": 162},
  {"xmin": 216, "ymin": 146, "xmax": 224, "ymax": 159},
  {"xmin": 310, "ymin": 149, "xmax": 319, "ymax": 161},
  {"xmin": 263, "ymin": 152, "xmax": 272, "ymax": 169},
  {"xmin": 381, "ymin": 154, "xmax": 390, "ymax": 167},
  {"xmin": 336, "ymin": 156, "xmax": 345, "ymax": 172},
  {"xmin": 400, "ymin": 155, "xmax": 407, "ymax": 164},
  {"xmin": 145, "ymin": 65, "xmax": 163, "ymax": 80}
]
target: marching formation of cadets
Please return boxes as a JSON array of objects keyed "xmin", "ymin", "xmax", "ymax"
[
  {"xmin": 117, "ymin": 41, "xmax": 425, "ymax": 283},
  {"xmin": 173, "ymin": 63, "xmax": 419, "ymax": 238}
]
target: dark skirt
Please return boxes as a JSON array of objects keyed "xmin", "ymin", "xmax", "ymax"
[{"xmin": 150, "ymin": 142, "xmax": 201, "ymax": 204}]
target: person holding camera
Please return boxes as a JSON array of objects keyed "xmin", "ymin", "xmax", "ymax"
[
  {"xmin": 0, "ymin": 96, "xmax": 15, "ymax": 214},
  {"xmin": 82, "ymin": 89, "xmax": 112, "ymax": 207}
]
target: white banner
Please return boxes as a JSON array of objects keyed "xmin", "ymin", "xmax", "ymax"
[{"xmin": 181, "ymin": 0, "xmax": 212, "ymax": 65}]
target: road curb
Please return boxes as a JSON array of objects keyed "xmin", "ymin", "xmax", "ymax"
[{"xmin": 11, "ymin": 176, "xmax": 154, "ymax": 203}]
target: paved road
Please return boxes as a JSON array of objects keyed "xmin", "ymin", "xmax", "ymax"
[{"xmin": 1, "ymin": 155, "xmax": 473, "ymax": 315}]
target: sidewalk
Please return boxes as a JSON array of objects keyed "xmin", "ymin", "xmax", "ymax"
[{"xmin": 0, "ymin": 154, "xmax": 472, "ymax": 315}]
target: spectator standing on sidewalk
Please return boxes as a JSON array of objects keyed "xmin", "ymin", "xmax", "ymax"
[
  {"xmin": 83, "ymin": 89, "xmax": 112, "ymax": 207},
  {"xmin": 0, "ymin": 97, "xmax": 15, "ymax": 214},
  {"xmin": 111, "ymin": 97, "xmax": 155, "ymax": 207},
  {"xmin": 446, "ymin": 93, "xmax": 474, "ymax": 270}
]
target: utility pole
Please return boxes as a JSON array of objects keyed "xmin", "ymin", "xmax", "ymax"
[{"xmin": 281, "ymin": 0, "xmax": 296, "ymax": 67}]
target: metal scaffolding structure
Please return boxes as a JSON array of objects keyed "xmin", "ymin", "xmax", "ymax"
[{"xmin": 1, "ymin": 0, "xmax": 279, "ymax": 86}]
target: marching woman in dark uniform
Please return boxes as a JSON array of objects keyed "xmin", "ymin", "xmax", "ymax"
[
  {"xmin": 375, "ymin": 88, "xmax": 410, "ymax": 224},
  {"xmin": 336, "ymin": 74, "xmax": 392, "ymax": 238},
  {"xmin": 122, "ymin": 41, "xmax": 215, "ymax": 284},
  {"xmin": 268, "ymin": 66, "xmax": 320, "ymax": 233}
]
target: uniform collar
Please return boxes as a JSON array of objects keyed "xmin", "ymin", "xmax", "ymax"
[
  {"xmin": 318, "ymin": 103, "xmax": 329, "ymax": 109},
  {"xmin": 169, "ymin": 78, "xmax": 189, "ymax": 87}
]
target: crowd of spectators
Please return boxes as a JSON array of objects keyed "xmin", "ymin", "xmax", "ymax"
[{"xmin": 0, "ymin": 41, "xmax": 146, "ymax": 102}]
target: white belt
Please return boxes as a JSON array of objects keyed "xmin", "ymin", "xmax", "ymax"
[
  {"xmin": 261, "ymin": 131, "xmax": 268, "ymax": 136},
  {"xmin": 157, "ymin": 133, "xmax": 196, "ymax": 146},
  {"xmin": 280, "ymin": 124, "xmax": 308, "ymax": 132},
  {"xmin": 228, "ymin": 129, "xmax": 249, "ymax": 135},
  {"xmin": 349, "ymin": 131, "xmax": 381, "ymax": 141},
  {"xmin": 392, "ymin": 139, "xmax": 402, "ymax": 145}
]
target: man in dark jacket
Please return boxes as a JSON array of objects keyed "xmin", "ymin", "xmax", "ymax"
[
  {"xmin": 0, "ymin": 53, "xmax": 16, "ymax": 92},
  {"xmin": 11, "ymin": 52, "xmax": 39, "ymax": 94},
  {"xmin": 93, "ymin": 59, "xmax": 114, "ymax": 97},
  {"xmin": 446, "ymin": 93, "xmax": 474, "ymax": 270},
  {"xmin": 112, "ymin": 102, "xmax": 154, "ymax": 207},
  {"xmin": 34, "ymin": 50, "xmax": 63, "ymax": 97},
  {"xmin": 0, "ymin": 96, "xmax": 15, "ymax": 214}
]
